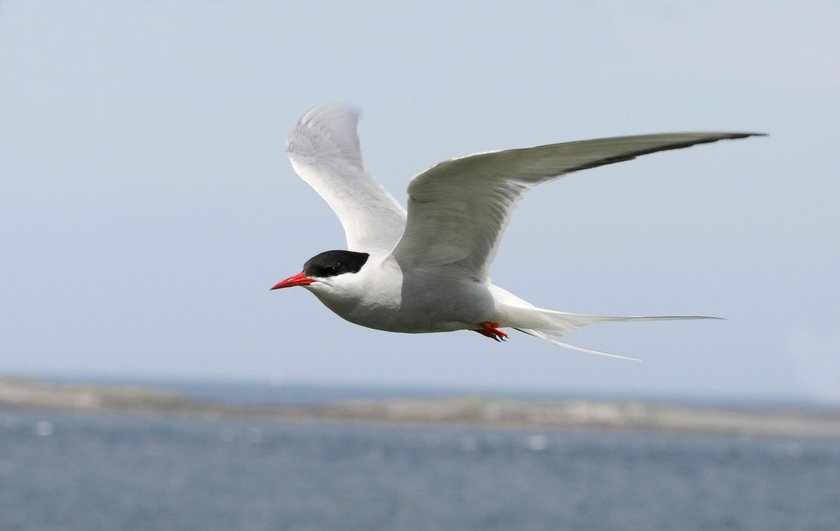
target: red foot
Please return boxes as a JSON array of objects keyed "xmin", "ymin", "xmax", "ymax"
[{"xmin": 474, "ymin": 321, "xmax": 508, "ymax": 342}]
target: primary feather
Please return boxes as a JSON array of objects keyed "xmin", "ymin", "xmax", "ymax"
[{"xmin": 393, "ymin": 132, "xmax": 759, "ymax": 282}]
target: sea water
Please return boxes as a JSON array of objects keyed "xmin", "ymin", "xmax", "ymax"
[{"xmin": 1, "ymin": 388, "xmax": 839, "ymax": 530}]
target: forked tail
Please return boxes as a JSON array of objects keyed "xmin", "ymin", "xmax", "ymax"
[{"xmin": 501, "ymin": 303, "xmax": 721, "ymax": 361}]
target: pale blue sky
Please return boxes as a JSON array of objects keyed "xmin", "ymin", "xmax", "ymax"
[{"xmin": 2, "ymin": 1, "xmax": 838, "ymax": 401}]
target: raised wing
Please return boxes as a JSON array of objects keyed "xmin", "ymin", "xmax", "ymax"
[
  {"xmin": 286, "ymin": 105, "xmax": 407, "ymax": 252},
  {"xmin": 392, "ymin": 132, "xmax": 762, "ymax": 281}
]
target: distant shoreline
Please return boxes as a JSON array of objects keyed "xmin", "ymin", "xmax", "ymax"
[{"xmin": 2, "ymin": 376, "xmax": 839, "ymax": 439}]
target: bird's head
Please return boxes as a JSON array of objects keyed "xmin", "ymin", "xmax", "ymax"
[{"xmin": 271, "ymin": 250, "xmax": 370, "ymax": 293}]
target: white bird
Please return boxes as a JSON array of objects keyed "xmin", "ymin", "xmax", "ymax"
[{"xmin": 272, "ymin": 105, "xmax": 762, "ymax": 360}]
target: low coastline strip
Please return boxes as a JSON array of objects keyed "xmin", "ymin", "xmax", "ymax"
[{"xmin": 2, "ymin": 376, "xmax": 839, "ymax": 439}]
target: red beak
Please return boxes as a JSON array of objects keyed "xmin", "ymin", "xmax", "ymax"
[{"xmin": 270, "ymin": 272, "xmax": 316, "ymax": 290}]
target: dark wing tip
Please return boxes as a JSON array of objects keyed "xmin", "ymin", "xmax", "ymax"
[
  {"xmin": 726, "ymin": 132, "xmax": 768, "ymax": 138},
  {"xmin": 564, "ymin": 131, "xmax": 766, "ymax": 174}
]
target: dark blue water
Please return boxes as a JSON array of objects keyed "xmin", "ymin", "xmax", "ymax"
[{"xmin": 2, "ymin": 382, "xmax": 840, "ymax": 530}]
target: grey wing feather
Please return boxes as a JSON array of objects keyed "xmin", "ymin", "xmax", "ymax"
[
  {"xmin": 392, "ymin": 132, "xmax": 763, "ymax": 280},
  {"xmin": 286, "ymin": 105, "xmax": 406, "ymax": 252}
]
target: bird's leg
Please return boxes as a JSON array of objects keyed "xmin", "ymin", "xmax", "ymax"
[{"xmin": 474, "ymin": 322, "xmax": 508, "ymax": 342}]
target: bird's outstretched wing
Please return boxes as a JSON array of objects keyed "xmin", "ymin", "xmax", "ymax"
[
  {"xmin": 392, "ymin": 132, "xmax": 763, "ymax": 281},
  {"xmin": 286, "ymin": 105, "xmax": 407, "ymax": 253}
]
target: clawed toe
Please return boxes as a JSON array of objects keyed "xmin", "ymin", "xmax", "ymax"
[{"xmin": 474, "ymin": 321, "xmax": 508, "ymax": 342}]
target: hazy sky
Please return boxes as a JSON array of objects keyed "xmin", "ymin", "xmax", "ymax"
[{"xmin": 2, "ymin": 1, "xmax": 838, "ymax": 401}]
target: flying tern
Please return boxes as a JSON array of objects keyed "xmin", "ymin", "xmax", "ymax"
[{"xmin": 272, "ymin": 104, "xmax": 761, "ymax": 360}]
